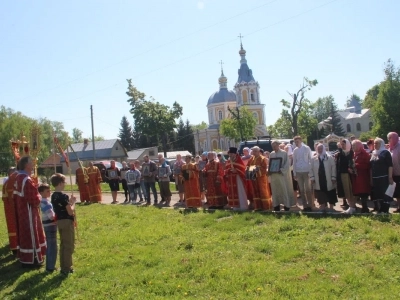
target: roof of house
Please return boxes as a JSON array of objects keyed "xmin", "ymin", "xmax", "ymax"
[
  {"xmin": 60, "ymin": 139, "xmax": 127, "ymax": 162},
  {"xmin": 39, "ymin": 153, "xmax": 61, "ymax": 167},
  {"xmin": 162, "ymin": 151, "xmax": 193, "ymax": 159},
  {"xmin": 126, "ymin": 147, "xmax": 157, "ymax": 160},
  {"xmin": 337, "ymin": 109, "xmax": 369, "ymax": 120}
]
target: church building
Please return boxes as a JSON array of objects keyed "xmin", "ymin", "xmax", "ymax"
[{"xmin": 194, "ymin": 43, "xmax": 268, "ymax": 154}]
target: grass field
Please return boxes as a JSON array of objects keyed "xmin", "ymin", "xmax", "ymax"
[{"xmin": 1, "ymin": 203, "xmax": 400, "ymax": 299}]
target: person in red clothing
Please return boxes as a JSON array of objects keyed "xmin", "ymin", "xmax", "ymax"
[
  {"xmin": 350, "ymin": 140, "xmax": 372, "ymax": 213},
  {"xmin": 76, "ymin": 166, "xmax": 89, "ymax": 204},
  {"xmin": 2, "ymin": 167, "xmax": 19, "ymax": 255},
  {"xmin": 14, "ymin": 156, "xmax": 46, "ymax": 267}
]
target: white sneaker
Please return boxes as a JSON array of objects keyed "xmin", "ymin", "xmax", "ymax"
[
  {"xmin": 131, "ymin": 201, "xmax": 136, "ymax": 205},
  {"xmin": 342, "ymin": 207, "xmax": 356, "ymax": 214}
]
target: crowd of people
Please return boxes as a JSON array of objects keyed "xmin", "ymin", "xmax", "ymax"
[{"xmin": 2, "ymin": 132, "xmax": 400, "ymax": 272}]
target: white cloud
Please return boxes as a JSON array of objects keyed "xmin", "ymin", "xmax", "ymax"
[{"xmin": 197, "ymin": 1, "xmax": 205, "ymax": 10}]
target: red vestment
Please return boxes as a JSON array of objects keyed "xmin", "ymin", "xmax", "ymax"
[
  {"xmin": 181, "ymin": 163, "xmax": 202, "ymax": 208},
  {"xmin": 87, "ymin": 166, "xmax": 102, "ymax": 203},
  {"xmin": 247, "ymin": 155, "xmax": 272, "ymax": 210},
  {"xmin": 2, "ymin": 172, "xmax": 18, "ymax": 251},
  {"xmin": 13, "ymin": 172, "xmax": 46, "ymax": 264},
  {"xmin": 204, "ymin": 160, "xmax": 227, "ymax": 207},
  {"xmin": 224, "ymin": 155, "xmax": 247, "ymax": 208},
  {"xmin": 76, "ymin": 167, "xmax": 90, "ymax": 202}
]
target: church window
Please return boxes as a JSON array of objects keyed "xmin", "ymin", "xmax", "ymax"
[
  {"xmin": 218, "ymin": 110, "xmax": 223, "ymax": 120},
  {"xmin": 242, "ymin": 90, "xmax": 248, "ymax": 103},
  {"xmin": 250, "ymin": 93, "xmax": 254, "ymax": 101},
  {"xmin": 369, "ymin": 122, "xmax": 373, "ymax": 130},
  {"xmin": 356, "ymin": 123, "xmax": 361, "ymax": 131},
  {"xmin": 209, "ymin": 110, "xmax": 213, "ymax": 123},
  {"xmin": 346, "ymin": 124, "xmax": 351, "ymax": 132},
  {"xmin": 220, "ymin": 140, "xmax": 224, "ymax": 149}
]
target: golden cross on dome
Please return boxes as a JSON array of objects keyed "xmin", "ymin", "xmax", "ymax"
[
  {"xmin": 238, "ymin": 33, "xmax": 244, "ymax": 49},
  {"xmin": 219, "ymin": 60, "xmax": 224, "ymax": 74}
]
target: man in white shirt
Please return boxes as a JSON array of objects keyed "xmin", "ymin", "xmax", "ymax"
[{"xmin": 292, "ymin": 136, "xmax": 313, "ymax": 212}]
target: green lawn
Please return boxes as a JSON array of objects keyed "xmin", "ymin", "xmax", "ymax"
[{"xmin": 1, "ymin": 204, "xmax": 400, "ymax": 299}]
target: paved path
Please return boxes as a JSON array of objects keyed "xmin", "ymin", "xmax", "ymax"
[{"xmin": 77, "ymin": 191, "xmax": 399, "ymax": 214}]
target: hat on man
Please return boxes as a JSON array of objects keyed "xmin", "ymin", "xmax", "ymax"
[
  {"xmin": 185, "ymin": 153, "xmax": 192, "ymax": 158},
  {"xmin": 201, "ymin": 151, "xmax": 208, "ymax": 156},
  {"xmin": 228, "ymin": 147, "xmax": 238, "ymax": 154}
]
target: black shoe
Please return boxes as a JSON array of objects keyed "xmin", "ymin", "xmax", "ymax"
[
  {"xmin": 273, "ymin": 206, "xmax": 280, "ymax": 212},
  {"xmin": 302, "ymin": 207, "xmax": 312, "ymax": 212},
  {"xmin": 284, "ymin": 206, "xmax": 290, "ymax": 211},
  {"xmin": 361, "ymin": 207, "xmax": 370, "ymax": 213},
  {"xmin": 46, "ymin": 268, "xmax": 56, "ymax": 273}
]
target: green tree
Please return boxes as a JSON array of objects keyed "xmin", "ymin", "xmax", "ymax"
[
  {"xmin": 118, "ymin": 116, "xmax": 134, "ymax": 151},
  {"xmin": 72, "ymin": 128, "xmax": 83, "ymax": 143},
  {"xmin": 370, "ymin": 59, "xmax": 400, "ymax": 139},
  {"xmin": 126, "ymin": 79, "xmax": 183, "ymax": 155},
  {"xmin": 363, "ymin": 85, "xmax": 380, "ymax": 109},
  {"xmin": 267, "ymin": 112, "xmax": 293, "ymax": 138},
  {"xmin": 191, "ymin": 121, "xmax": 208, "ymax": 131},
  {"xmin": 312, "ymin": 95, "xmax": 335, "ymax": 122},
  {"xmin": 281, "ymin": 77, "xmax": 318, "ymax": 136},
  {"xmin": 220, "ymin": 106, "xmax": 257, "ymax": 142},
  {"xmin": 184, "ymin": 119, "xmax": 195, "ymax": 154}
]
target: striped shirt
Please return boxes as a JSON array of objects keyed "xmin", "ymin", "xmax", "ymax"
[{"xmin": 40, "ymin": 198, "xmax": 56, "ymax": 227}]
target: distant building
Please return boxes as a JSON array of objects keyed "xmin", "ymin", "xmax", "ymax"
[
  {"xmin": 194, "ymin": 42, "xmax": 268, "ymax": 154},
  {"xmin": 60, "ymin": 139, "xmax": 127, "ymax": 173},
  {"xmin": 126, "ymin": 147, "xmax": 158, "ymax": 162},
  {"xmin": 318, "ymin": 98, "xmax": 373, "ymax": 139}
]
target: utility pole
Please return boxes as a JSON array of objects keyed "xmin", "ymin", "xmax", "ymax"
[
  {"xmin": 90, "ymin": 105, "xmax": 96, "ymax": 160},
  {"xmin": 228, "ymin": 106, "xmax": 244, "ymax": 142}
]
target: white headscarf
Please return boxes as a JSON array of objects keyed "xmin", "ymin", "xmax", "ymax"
[
  {"xmin": 342, "ymin": 139, "xmax": 351, "ymax": 154},
  {"xmin": 372, "ymin": 138, "xmax": 387, "ymax": 157}
]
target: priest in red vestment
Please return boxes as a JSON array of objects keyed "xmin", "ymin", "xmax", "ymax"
[
  {"xmin": 224, "ymin": 147, "xmax": 249, "ymax": 210},
  {"xmin": 181, "ymin": 154, "xmax": 202, "ymax": 208},
  {"xmin": 2, "ymin": 167, "xmax": 19, "ymax": 254},
  {"xmin": 246, "ymin": 146, "xmax": 272, "ymax": 211},
  {"xmin": 76, "ymin": 166, "xmax": 90, "ymax": 204},
  {"xmin": 204, "ymin": 152, "xmax": 227, "ymax": 208},
  {"xmin": 14, "ymin": 156, "xmax": 46, "ymax": 266},
  {"xmin": 87, "ymin": 162, "xmax": 103, "ymax": 203}
]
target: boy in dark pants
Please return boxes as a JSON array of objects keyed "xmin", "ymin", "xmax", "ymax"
[{"xmin": 51, "ymin": 173, "xmax": 76, "ymax": 276}]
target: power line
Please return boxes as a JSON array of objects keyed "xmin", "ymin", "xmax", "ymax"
[
  {"xmin": 15, "ymin": 0, "xmax": 281, "ymax": 102},
  {"xmin": 15, "ymin": 0, "xmax": 343, "ymax": 115}
]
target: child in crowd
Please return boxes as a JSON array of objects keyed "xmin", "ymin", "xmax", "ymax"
[
  {"xmin": 39, "ymin": 183, "xmax": 57, "ymax": 272},
  {"xmin": 50, "ymin": 173, "xmax": 76, "ymax": 275}
]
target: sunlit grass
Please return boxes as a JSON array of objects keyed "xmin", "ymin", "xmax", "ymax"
[{"xmin": 1, "ymin": 203, "xmax": 400, "ymax": 299}]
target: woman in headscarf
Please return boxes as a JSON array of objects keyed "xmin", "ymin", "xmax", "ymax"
[
  {"xmin": 335, "ymin": 139, "xmax": 356, "ymax": 213},
  {"xmin": 370, "ymin": 138, "xmax": 394, "ymax": 213},
  {"xmin": 351, "ymin": 140, "xmax": 371, "ymax": 213},
  {"xmin": 217, "ymin": 152, "xmax": 227, "ymax": 168},
  {"xmin": 309, "ymin": 143, "xmax": 337, "ymax": 212},
  {"xmin": 388, "ymin": 132, "xmax": 400, "ymax": 213}
]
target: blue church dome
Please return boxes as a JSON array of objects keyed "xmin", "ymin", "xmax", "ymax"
[{"xmin": 207, "ymin": 88, "xmax": 236, "ymax": 105}]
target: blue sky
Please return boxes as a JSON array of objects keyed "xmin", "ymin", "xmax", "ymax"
[{"xmin": 1, "ymin": 0, "xmax": 399, "ymax": 140}]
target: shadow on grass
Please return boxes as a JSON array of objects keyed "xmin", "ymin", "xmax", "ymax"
[
  {"xmin": 177, "ymin": 207, "xmax": 399, "ymax": 223},
  {"xmin": 0, "ymin": 245, "xmax": 65, "ymax": 298},
  {"xmin": 3, "ymin": 270, "xmax": 65, "ymax": 300}
]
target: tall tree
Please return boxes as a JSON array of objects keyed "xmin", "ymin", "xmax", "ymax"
[
  {"xmin": 184, "ymin": 119, "xmax": 195, "ymax": 154},
  {"xmin": 327, "ymin": 101, "xmax": 346, "ymax": 136},
  {"xmin": 370, "ymin": 59, "xmax": 400, "ymax": 138},
  {"xmin": 72, "ymin": 128, "xmax": 83, "ymax": 143},
  {"xmin": 126, "ymin": 79, "xmax": 183, "ymax": 155},
  {"xmin": 363, "ymin": 85, "xmax": 380, "ymax": 109},
  {"xmin": 281, "ymin": 77, "xmax": 318, "ymax": 136},
  {"xmin": 175, "ymin": 118, "xmax": 186, "ymax": 150},
  {"xmin": 191, "ymin": 121, "xmax": 208, "ymax": 131},
  {"xmin": 118, "ymin": 116, "xmax": 134, "ymax": 151},
  {"xmin": 220, "ymin": 106, "xmax": 257, "ymax": 142}
]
